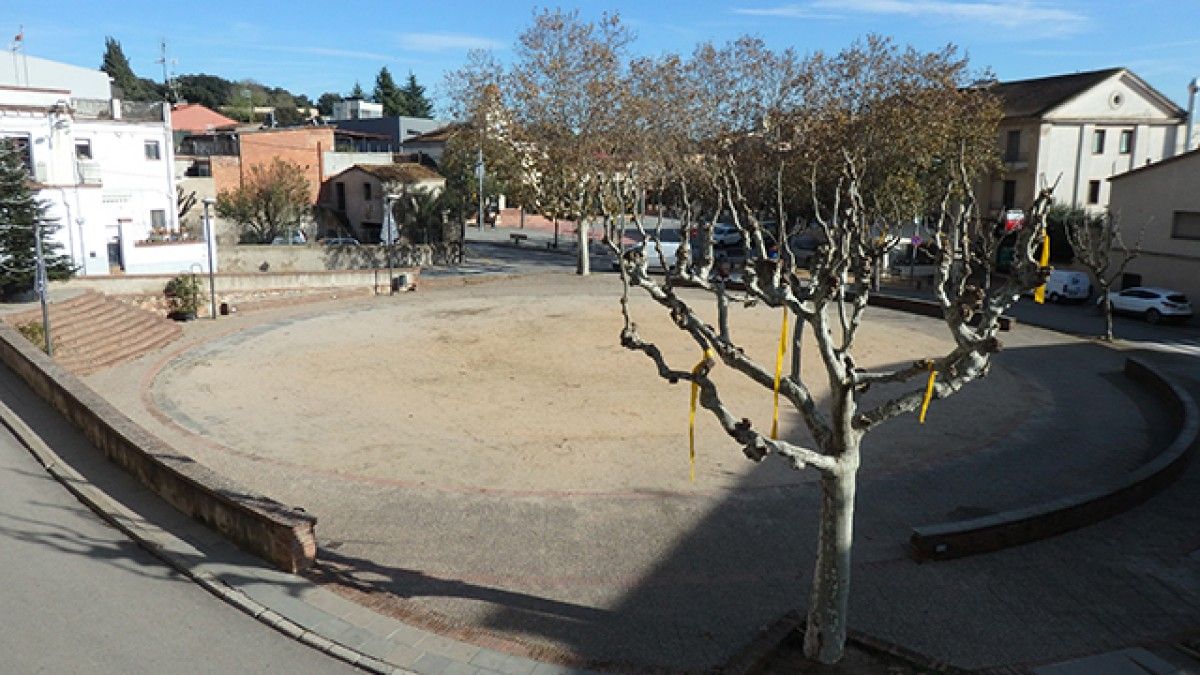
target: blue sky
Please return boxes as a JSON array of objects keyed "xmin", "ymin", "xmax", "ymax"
[{"xmin": 8, "ymin": 1, "xmax": 1200, "ymax": 113}]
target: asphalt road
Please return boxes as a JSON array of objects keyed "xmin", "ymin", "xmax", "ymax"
[{"xmin": 0, "ymin": 420, "xmax": 361, "ymax": 674}]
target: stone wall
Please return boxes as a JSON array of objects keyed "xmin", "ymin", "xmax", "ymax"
[{"xmin": 219, "ymin": 243, "xmax": 459, "ymax": 273}]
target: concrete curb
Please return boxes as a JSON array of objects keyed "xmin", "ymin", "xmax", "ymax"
[
  {"xmin": 0, "ymin": 399, "xmax": 408, "ymax": 675},
  {"xmin": 910, "ymin": 356, "xmax": 1199, "ymax": 560}
]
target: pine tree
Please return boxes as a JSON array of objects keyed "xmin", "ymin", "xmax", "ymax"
[
  {"xmin": 0, "ymin": 142, "xmax": 73, "ymax": 299},
  {"xmin": 373, "ymin": 67, "xmax": 403, "ymax": 117},
  {"xmin": 400, "ymin": 72, "xmax": 434, "ymax": 118},
  {"xmin": 348, "ymin": 81, "xmax": 366, "ymax": 100},
  {"xmin": 100, "ymin": 37, "xmax": 151, "ymax": 101}
]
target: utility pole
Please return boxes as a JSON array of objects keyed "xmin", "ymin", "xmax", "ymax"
[
  {"xmin": 156, "ymin": 38, "xmax": 179, "ymax": 103},
  {"xmin": 33, "ymin": 220, "xmax": 52, "ymax": 356}
]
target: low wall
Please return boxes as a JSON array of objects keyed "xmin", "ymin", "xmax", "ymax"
[
  {"xmin": 910, "ymin": 357, "xmax": 1198, "ymax": 561},
  {"xmin": 58, "ymin": 267, "xmax": 419, "ymax": 296},
  {"xmin": 0, "ymin": 322, "xmax": 317, "ymax": 572},
  {"xmin": 219, "ymin": 243, "xmax": 459, "ymax": 273}
]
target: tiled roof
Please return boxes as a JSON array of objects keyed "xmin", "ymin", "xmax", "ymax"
[
  {"xmin": 351, "ymin": 163, "xmax": 443, "ymax": 183},
  {"xmin": 171, "ymin": 103, "xmax": 239, "ymax": 132},
  {"xmin": 405, "ymin": 123, "xmax": 463, "ymax": 143},
  {"xmin": 985, "ymin": 68, "xmax": 1123, "ymax": 118}
]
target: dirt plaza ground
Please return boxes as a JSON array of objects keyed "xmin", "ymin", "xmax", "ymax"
[{"xmin": 87, "ymin": 274, "xmax": 1197, "ymax": 671}]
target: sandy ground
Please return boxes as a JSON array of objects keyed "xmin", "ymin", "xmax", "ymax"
[
  {"xmin": 83, "ymin": 274, "xmax": 1184, "ymax": 671},
  {"xmin": 148, "ymin": 276, "xmax": 1036, "ymax": 494}
]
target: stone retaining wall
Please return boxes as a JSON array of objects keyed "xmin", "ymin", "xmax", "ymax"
[{"xmin": 0, "ymin": 322, "xmax": 318, "ymax": 573}]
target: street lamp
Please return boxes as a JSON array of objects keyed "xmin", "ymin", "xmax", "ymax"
[
  {"xmin": 202, "ymin": 198, "xmax": 217, "ymax": 319},
  {"xmin": 33, "ymin": 218, "xmax": 52, "ymax": 355}
]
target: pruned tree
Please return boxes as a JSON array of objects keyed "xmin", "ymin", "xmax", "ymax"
[
  {"xmin": 215, "ymin": 158, "xmax": 311, "ymax": 244},
  {"xmin": 603, "ymin": 38, "xmax": 1040, "ymax": 664},
  {"xmin": 176, "ymin": 185, "xmax": 198, "ymax": 222},
  {"xmin": 1064, "ymin": 209, "xmax": 1142, "ymax": 339}
]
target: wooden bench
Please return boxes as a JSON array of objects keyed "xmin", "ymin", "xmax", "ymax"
[{"xmin": 509, "ymin": 233, "xmax": 529, "ymax": 246}]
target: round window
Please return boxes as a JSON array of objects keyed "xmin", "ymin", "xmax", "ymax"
[{"xmin": 1109, "ymin": 91, "xmax": 1124, "ymax": 109}]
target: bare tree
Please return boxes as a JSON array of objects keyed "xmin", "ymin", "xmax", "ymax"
[
  {"xmin": 1064, "ymin": 210, "xmax": 1143, "ymax": 339},
  {"xmin": 605, "ymin": 39, "xmax": 1042, "ymax": 664},
  {"xmin": 508, "ymin": 8, "xmax": 633, "ymax": 275}
]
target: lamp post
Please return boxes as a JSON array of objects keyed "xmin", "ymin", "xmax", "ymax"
[
  {"xmin": 475, "ymin": 148, "xmax": 485, "ymax": 231},
  {"xmin": 33, "ymin": 219, "xmax": 52, "ymax": 355},
  {"xmin": 202, "ymin": 198, "xmax": 217, "ymax": 319}
]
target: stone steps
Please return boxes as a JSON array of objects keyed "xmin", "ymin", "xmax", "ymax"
[{"xmin": 5, "ymin": 290, "xmax": 182, "ymax": 377}]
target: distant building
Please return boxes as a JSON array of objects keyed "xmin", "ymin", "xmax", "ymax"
[
  {"xmin": 0, "ymin": 54, "xmax": 204, "ymax": 276},
  {"xmin": 977, "ymin": 68, "xmax": 1187, "ymax": 217},
  {"xmin": 331, "ymin": 99, "xmax": 383, "ymax": 120},
  {"xmin": 332, "ymin": 116, "xmax": 452, "ymax": 153},
  {"xmin": 319, "ymin": 163, "xmax": 445, "ymax": 243},
  {"xmin": 1108, "ymin": 148, "xmax": 1200, "ymax": 302},
  {"xmin": 402, "ymin": 123, "xmax": 460, "ymax": 167}
]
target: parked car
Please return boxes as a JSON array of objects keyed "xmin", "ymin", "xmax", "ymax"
[
  {"xmin": 270, "ymin": 231, "xmax": 307, "ymax": 245},
  {"xmin": 1024, "ymin": 269, "xmax": 1091, "ymax": 303},
  {"xmin": 321, "ymin": 237, "xmax": 361, "ymax": 246},
  {"xmin": 711, "ymin": 223, "xmax": 743, "ymax": 246},
  {"xmin": 611, "ymin": 232, "xmax": 688, "ymax": 273},
  {"xmin": 1103, "ymin": 286, "xmax": 1193, "ymax": 324}
]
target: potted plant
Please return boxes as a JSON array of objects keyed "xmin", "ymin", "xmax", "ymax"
[{"xmin": 164, "ymin": 273, "xmax": 201, "ymax": 321}]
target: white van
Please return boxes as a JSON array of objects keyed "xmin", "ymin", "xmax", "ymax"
[{"xmin": 1041, "ymin": 269, "xmax": 1092, "ymax": 303}]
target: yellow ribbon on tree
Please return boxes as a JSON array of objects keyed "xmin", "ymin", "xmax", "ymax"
[
  {"xmin": 1034, "ymin": 233, "xmax": 1051, "ymax": 304},
  {"xmin": 688, "ymin": 348, "xmax": 716, "ymax": 482},
  {"xmin": 771, "ymin": 307, "xmax": 789, "ymax": 440},
  {"xmin": 919, "ymin": 363, "xmax": 938, "ymax": 424}
]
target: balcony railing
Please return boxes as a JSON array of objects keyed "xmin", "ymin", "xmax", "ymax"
[{"xmin": 76, "ymin": 160, "xmax": 102, "ymax": 185}]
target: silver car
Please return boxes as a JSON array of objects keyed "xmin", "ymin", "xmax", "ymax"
[{"xmin": 1104, "ymin": 286, "xmax": 1193, "ymax": 324}]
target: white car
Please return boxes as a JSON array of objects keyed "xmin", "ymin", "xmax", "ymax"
[
  {"xmin": 1104, "ymin": 286, "xmax": 1193, "ymax": 324},
  {"xmin": 611, "ymin": 239, "xmax": 683, "ymax": 272},
  {"xmin": 711, "ymin": 223, "xmax": 743, "ymax": 246}
]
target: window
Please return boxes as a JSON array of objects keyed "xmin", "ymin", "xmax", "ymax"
[
  {"xmin": 1002, "ymin": 180, "xmax": 1016, "ymax": 209},
  {"xmin": 1087, "ymin": 180, "xmax": 1101, "ymax": 204},
  {"xmin": 1119, "ymin": 129, "xmax": 1133, "ymax": 155},
  {"xmin": 363, "ymin": 182, "xmax": 372, "ymax": 200},
  {"xmin": 1171, "ymin": 211, "xmax": 1200, "ymax": 240},
  {"xmin": 144, "ymin": 140, "xmax": 161, "ymax": 160},
  {"xmin": 1004, "ymin": 130, "xmax": 1021, "ymax": 161},
  {"xmin": 74, "ymin": 139, "xmax": 92, "ymax": 160},
  {"xmin": 1092, "ymin": 129, "xmax": 1106, "ymax": 154},
  {"xmin": 0, "ymin": 134, "xmax": 33, "ymax": 174},
  {"xmin": 150, "ymin": 210, "xmax": 167, "ymax": 230},
  {"xmin": 335, "ymin": 182, "xmax": 346, "ymax": 211}
]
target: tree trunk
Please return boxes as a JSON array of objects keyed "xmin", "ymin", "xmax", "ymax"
[
  {"xmin": 803, "ymin": 455, "xmax": 858, "ymax": 664},
  {"xmin": 577, "ymin": 220, "xmax": 590, "ymax": 276},
  {"xmin": 1099, "ymin": 282, "xmax": 1114, "ymax": 341}
]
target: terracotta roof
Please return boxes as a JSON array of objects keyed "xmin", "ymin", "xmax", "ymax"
[
  {"xmin": 348, "ymin": 163, "xmax": 444, "ymax": 183},
  {"xmin": 171, "ymin": 103, "xmax": 238, "ymax": 133},
  {"xmin": 984, "ymin": 68, "xmax": 1124, "ymax": 118}
]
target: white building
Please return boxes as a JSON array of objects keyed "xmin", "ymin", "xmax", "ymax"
[
  {"xmin": 331, "ymin": 99, "xmax": 383, "ymax": 121},
  {"xmin": 0, "ymin": 55, "xmax": 209, "ymax": 276},
  {"xmin": 977, "ymin": 68, "xmax": 1187, "ymax": 217}
]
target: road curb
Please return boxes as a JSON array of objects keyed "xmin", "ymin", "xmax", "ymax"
[{"xmin": 0, "ymin": 399, "xmax": 408, "ymax": 675}]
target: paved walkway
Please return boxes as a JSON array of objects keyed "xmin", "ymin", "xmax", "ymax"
[{"xmin": 0, "ymin": 369, "xmax": 360, "ymax": 674}]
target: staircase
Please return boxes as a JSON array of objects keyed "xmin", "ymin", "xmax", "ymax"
[{"xmin": 5, "ymin": 290, "xmax": 183, "ymax": 377}]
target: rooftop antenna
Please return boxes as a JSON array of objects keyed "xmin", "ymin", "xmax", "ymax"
[
  {"xmin": 156, "ymin": 38, "xmax": 179, "ymax": 103},
  {"xmin": 9, "ymin": 25, "xmax": 28, "ymax": 86}
]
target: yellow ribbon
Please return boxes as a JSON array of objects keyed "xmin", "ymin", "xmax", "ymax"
[
  {"xmin": 919, "ymin": 363, "xmax": 938, "ymax": 424},
  {"xmin": 1033, "ymin": 233, "xmax": 1051, "ymax": 304},
  {"xmin": 771, "ymin": 307, "xmax": 789, "ymax": 440},
  {"xmin": 688, "ymin": 348, "xmax": 716, "ymax": 482}
]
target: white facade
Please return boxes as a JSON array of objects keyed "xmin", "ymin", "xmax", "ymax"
[
  {"xmin": 332, "ymin": 99, "xmax": 383, "ymax": 120},
  {"xmin": 1, "ymin": 76, "xmax": 205, "ymax": 276},
  {"xmin": 980, "ymin": 69, "xmax": 1186, "ymax": 217}
]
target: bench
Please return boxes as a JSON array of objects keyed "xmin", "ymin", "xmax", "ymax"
[{"xmin": 509, "ymin": 233, "xmax": 529, "ymax": 246}]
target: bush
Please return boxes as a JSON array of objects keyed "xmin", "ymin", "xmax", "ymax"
[
  {"xmin": 17, "ymin": 320, "xmax": 54, "ymax": 353},
  {"xmin": 164, "ymin": 274, "xmax": 201, "ymax": 319}
]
